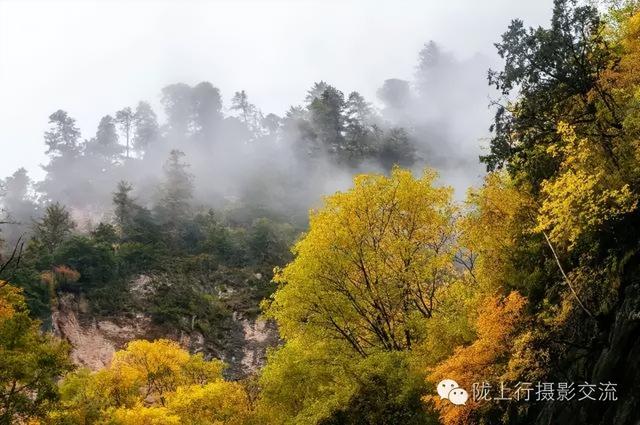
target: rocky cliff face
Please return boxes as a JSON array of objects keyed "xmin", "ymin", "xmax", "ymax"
[
  {"xmin": 52, "ymin": 293, "xmax": 150, "ymax": 370},
  {"xmin": 52, "ymin": 280, "xmax": 279, "ymax": 378},
  {"xmin": 222, "ymin": 311, "xmax": 279, "ymax": 378},
  {"xmin": 527, "ymin": 266, "xmax": 640, "ymax": 425}
]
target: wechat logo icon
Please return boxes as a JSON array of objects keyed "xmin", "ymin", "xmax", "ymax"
[{"xmin": 437, "ymin": 379, "xmax": 469, "ymax": 406}]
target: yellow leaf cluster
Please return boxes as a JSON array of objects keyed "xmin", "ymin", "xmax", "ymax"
[
  {"xmin": 535, "ymin": 122, "xmax": 637, "ymax": 248},
  {"xmin": 109, "ymin": 405, "xmax": 181, "ymax": 425},
  {"xmin": 0, "ymin": 282, "xmax": 24, "ymax": 319},
  {"xmin": 256, "ymin": 337, "xmax": 357, "ymax": 424},
  {"xmin": 268, "ymin": 167, "xmax": 457, "ymax": 354},
  {"xmin": 50, "ymin": 339, "xmax": 249, "ymax": 425},
  {"xmin": 460, "ymin": 171, "xmax": 534, "ymax": 290},
  {"xmin": 167, "ymin": 381, "xmax": 251, "ymax": 425}
]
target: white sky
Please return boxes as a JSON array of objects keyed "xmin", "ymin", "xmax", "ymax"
[{"xmin": 0, "ymin": 0, "xmax": 551, "ymax": 181}]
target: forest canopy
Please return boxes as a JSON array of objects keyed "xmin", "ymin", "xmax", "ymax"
[{"xmin": 2, "ymin": 0, "xmax": 640, "ymax": 424}]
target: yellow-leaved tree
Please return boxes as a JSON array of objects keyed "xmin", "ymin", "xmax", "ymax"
[
  {"xmin": 267, "ymin": 167, "xmax": 457, "ymax": 354},
  {"xmin": 536, "ymin": 122, "xmax": 637, "ymax": 248},
  {"xmin": 459, "ymin": 171, "xmax": 534, "ymax": 291},
  {"xmin": 0, "ymin": 281, "xmax": 72, "ymax": 424},
  {"xmin": 421, "ymin": 172, "xmax": 553, "ymax": 425},
  {"xmin": 257, "ymin": 167, "xmax": 460, "ymax": 424},
  {"xmin": 48, "ymin": 339, "xmax": 251, "ymax": 425}
]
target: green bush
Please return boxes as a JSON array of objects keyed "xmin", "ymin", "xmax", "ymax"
[{"xmin": 54, "ymin": 236, "xmax": 117, "ymax": 289}]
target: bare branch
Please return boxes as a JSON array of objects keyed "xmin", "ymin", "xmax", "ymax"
[{"xmin": 0, "ymin": 235, "xmax": 25, "ymax": 287}]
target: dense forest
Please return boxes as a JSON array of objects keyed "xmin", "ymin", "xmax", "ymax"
[{"xmin": 2, "ymin": 0, "xmax": 640, "ymax": 424}]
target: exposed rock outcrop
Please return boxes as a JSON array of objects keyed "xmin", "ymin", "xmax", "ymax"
[
  {"xmin": 51, "ymin": 293, "xmax": 152, "ymax": 370},
  {"xmin": 527, "ymin": 270, "xmax": 640, "ymax": 424},
  {"xmin": 51, "ymin": 286, "xmax": 279, "ymax": 377}
]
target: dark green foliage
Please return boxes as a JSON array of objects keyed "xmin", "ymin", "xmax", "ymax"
[
  {"xmin": 38, "ymin": 111, "xmax": 93, "ymax": 207},
  {"xmin": 483, "ymin": 0, "xmax": 616, "ymax": 188},
  {"xmin": 32, "ymin": 203, "xmax": 75, "ymax": 258},
  {"xmin": 205, "ymin": 225, "xmax": 246, "ymax": 266},
  {"xmin": 283, "ymin": 105, "xmax": 319, "ymax": 159},
  {"xmin": 91, "ymin": 222, "xmax": 118, "ymax": 245},
  {"xmin": 192, "ymin": 211, "xmax": 295, "ymax": 270},
  {"xmin": 85, "ymin": 279, "xmax": 134, "ymax": 317},
  {"xmin": 113, "ymin": 181, "xmax": 162, "ymax": 245},
  {"xmin": 113, "ymin": 181, "xmax": 136, "ymax": 234},
  {"xmin": 86, "ymin": 115, "xmax": 122, "ymax": 160},
  {"xmin": 43, "ymin": 110, "xmax": 81, "ymax": 157},
  {"xmin": 246, "ymin": 218, "xmax": 293, "ymax": 267},
  {"xmin": 155, "ymin": 150, "xmax": 194, "ymax": 249},
  {"xmin": 54, "ymin": 236, "xmax": 116, "ymax": 288},
  {"xmin": 22, "ymin": 239, "xmax": 53, "ymax": 275},
  {"xmin": 309, "ymin": 85, "xmax": 346, "ymax": 155},
  {"xmin": 148, "ymin": 270, "xmax": 230, "ymax": 343},
  {"xmin": 379, "ymin": 127, "xmax": 416, "ymax": 171},
  {"xmin": 193, "ymin": 211, "xmax": 246, "ymax": 266},
  {"xmin": 285, "ymin": 81, "xmax": 418, "ymax": 169},
  {"xmin": 0, "ymin": 262, "xmax": 50, "ymax": 327},
  {"xmin": 116, "ymin": 242, "xmax": 161, "ymax": 276},
  {"xmin": 343, "ymin": 92, "xmax": 380, "ymax": 166}
]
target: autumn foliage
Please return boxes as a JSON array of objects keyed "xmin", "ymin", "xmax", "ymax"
[
  {"xmin": 47, "ymin": 339, "xmax": 251, "ymax": 424},
  {"xmin": 4, "ymin": 2, "xmax": 640, "ymax": 425},
  {"xmin": 424, "ymin": 292, "xmax": 527, "ymax": 425}
]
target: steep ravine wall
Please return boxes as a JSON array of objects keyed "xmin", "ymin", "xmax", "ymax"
[
  {"xmin": 528, "ymin": 274, "xmax": 640, "ymax": 424},
  {"xmin": 51, "ymin": 292, "xmax": 278, "ymax": 378}
]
